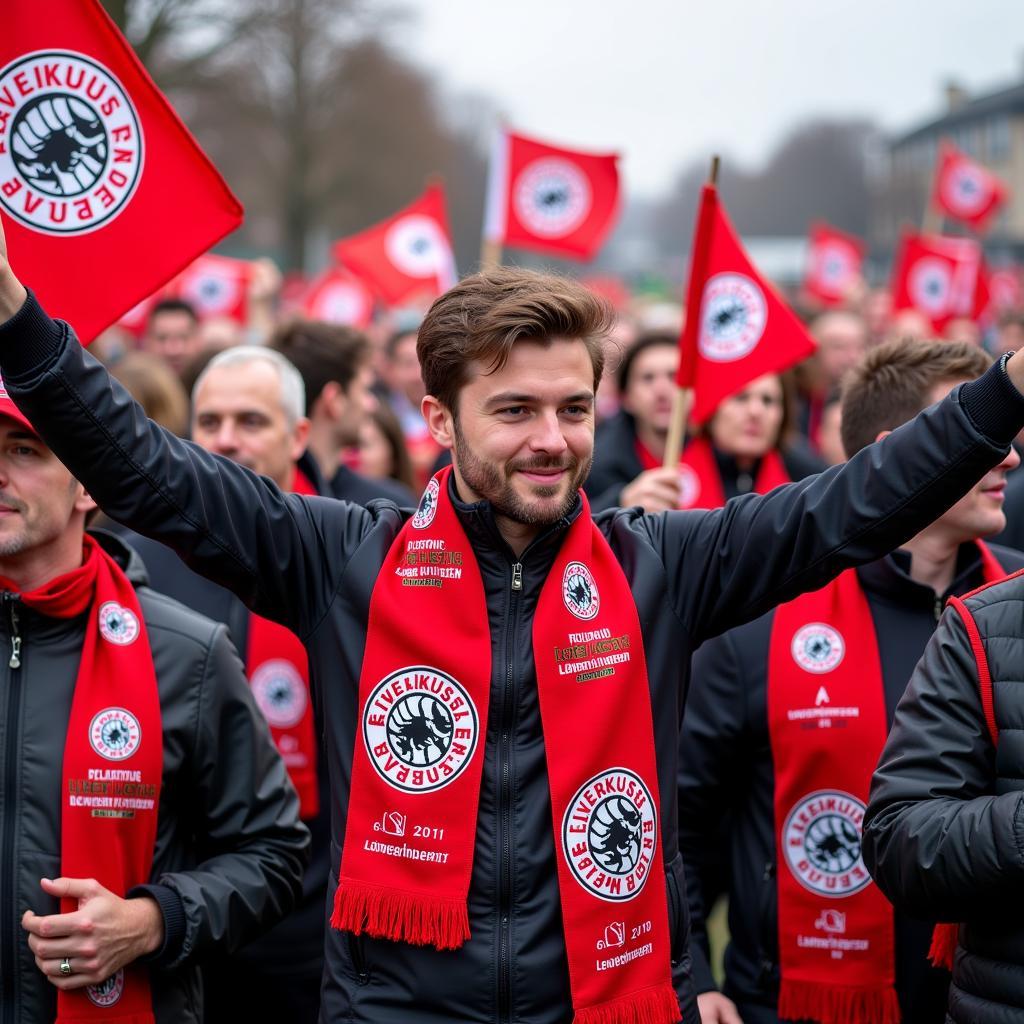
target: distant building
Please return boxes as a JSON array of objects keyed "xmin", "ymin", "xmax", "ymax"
[{"xmin": 870, "ymin": 72, "xmax": 1024, "ymax": 260}]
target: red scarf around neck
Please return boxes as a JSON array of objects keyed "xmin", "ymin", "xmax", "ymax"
[
  {"xmin": 333, "ymin": 468, "xmax": 679, "ymax": 1024},
  {"xmin": 5, "ymin": 536, "xmax": 163, "ymax": 1023},
  {"xmin": 244, "ymin": 464, "xmax": 320, "ymax": 819},
  {"xmin": 635, "ymin": 435, "xmax": 789, "ymax": 510},
  {"xmin": 767, "ymin": 543, "xmax": 1004, "ymax": 1023}
]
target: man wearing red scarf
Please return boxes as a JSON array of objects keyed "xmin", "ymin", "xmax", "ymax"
[
  {"xmin": 679, "ymin": 340, "xmax": 1024, "ymax": 1024},
  {"xmin": 5, "ymin": 222, "xmax": 1024, "ymax": 1024},
  {"xmin": 0, "ymin": 382, "xmax": 308, "ymax": 1023}
]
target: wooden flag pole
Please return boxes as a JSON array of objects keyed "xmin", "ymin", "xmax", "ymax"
[
  {"xmin": 663, "ymin": 154, "xmax": 719, "ymax": 469},
  {"xmin": 922, "ymin": 142, "xmax": 943, "ymax": 234},
  {"xmin": 480, "ymin": 237, "xmax": 503, "ymax": 271}
]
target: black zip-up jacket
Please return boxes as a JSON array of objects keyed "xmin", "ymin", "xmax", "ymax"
[
  {"xmin": 865, "ymin": 568, "xmax": 1024, "ymax": 1023},
  {"xmin": 0, "ymin": 530, "xmax": 309, "ymax": 1024},
  {"xmin": 3, "ymin": 293, "xmax": 1024, "ymax": 1023},
  {"xmin": 585, "ymin": 410, "xmax": 826, "ymax": 512},
  {"xmin": 680, "ymin": 542, "xmax": 1024, "ymax": 1024}
]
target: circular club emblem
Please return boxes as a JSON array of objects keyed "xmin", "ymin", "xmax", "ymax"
[
  {"xmin": 250, "ymin": 659, "xmax": 308, "ymax": 728},
  {"xmin": 699, "ymin": 273, "xmax": 768, "ymax": 362},
  {"xmin": 907, "ymin": 257, "xmax": 951, "ymax": 317},
  {"xmin": 411, "ymin": 477, "xmax": 440, "ymax": 530},
  {"xmin": 0, "ymin": 50, "xmax": 143, "ymax": 235},
  {"xmin": 385, "ymin": 214, "xmax": 450, "ymax": 279},
  {"xmin": 362, "ymin": 666, "xmax": 478, "ymax": 793},
  {"xmin": 813, "ymin": 241, "xmax": 856, "ymax": 291},
  {"xmin": 514, "ymin": 157, "xmax": 592, "ymax": 238},
  {"xmin": 312, "ymin": 281, "xmax": 371, "ymax": 326},
  {"xmin": 783, "ymin": 790, "xmax": 870, "ymax": 897},
  {"xmin": 561, "ymin": 768, "xmax": 658, "ymax": 902},
  {"xmin": 98, "ymin": 602, "xmax": 140, "ymax": 646},
  {"xmin": 89, "ymin": 707, "xmax": 142, "ymax": 762},
  {"xmin": 562, "ymin": 561, "xmax": 600, "ymax": 620},
  {"xmin": 943, "ymin": 167, "xmax": 987, "ymax": 216},
  {"xmin": 677, "ymin": 464, "xmax": 701, "ymax": 509},
  {"xmin": 87, "ymin": 969, "xmax": 124, "ymax": 1008},
  {"xmin": 791, "ymin": 622, "xmax": 845, "ymax": 674}
]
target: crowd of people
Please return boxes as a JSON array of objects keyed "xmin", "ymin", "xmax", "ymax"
[{"xmin": 3, "ymin": 217, "xmax": 1024, "ymax": 1024}]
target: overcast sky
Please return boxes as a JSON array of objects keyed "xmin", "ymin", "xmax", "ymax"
[{"xmin": 398, "ymin": 0, "xmax": 1024, "ymax": 197}]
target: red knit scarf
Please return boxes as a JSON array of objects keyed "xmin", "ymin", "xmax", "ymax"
[
  {"xmin": 635, "ymin": 436, "xmax": 789, "ymax": 509},
  {"xmin": 767, "ymin": 543, "xmax": 1003, "ymax": 1023},
  {"xmin": 333, "ymin": 468, "xmax": 679, "ymax": 1024},
  {"xmin": 8, "ymin": 536, "xmax": 162, "ymax": 1023},
  {"xmin": 244, "ymin": 465, "xmax": 320, "ymax": 819}
]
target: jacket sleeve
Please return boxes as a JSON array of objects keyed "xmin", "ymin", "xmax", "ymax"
[
  {"xmin": 862, "ymin": 604, "xmax": 1024, "ymax": 920},
  {"xmin": 144, "ymin": 624, "xmax": 310, "ymax": 968},
  {"xmin": 0, "ymin": 293, "xmax": 378, "ymax": 636},
  {"xmin": 640, "ymin": 361, "xmax": 1024, "ymax": 644},
  {"xmin": 678, "ymin": 629, "xmax": 750, "ymax": 994}
]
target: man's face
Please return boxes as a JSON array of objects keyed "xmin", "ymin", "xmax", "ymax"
[
  {"xmin": 385, "ymin": 333, "xmax": 425, "ymax": 406},
  {"xmin": 192, "ymin": 361, "xmax": 308, "ymax": 489},
  {"xmin": 142, "ymin": 310, "xmax": 200, "ymax": 375},
  {"xmin": 337, "ymin": 362, "xmax": 378, "ymax": 447},
  {"xmin": 814, "ymin": 313, "xmax": 867, "ymax": 386},
  {"xmin": 621, "ymin": 344, "xmax": 678, "ymax": 437},
  {"xmin": 438, "ymin": 338, "xmax": 596, "ymax": 529},
  {"xmin": 0, "ymin": 417, "xmax": 86, "ymax": 562},
  {"xmin": 708, "ymin": 374, "xmax": 785, "ymax": 460}
]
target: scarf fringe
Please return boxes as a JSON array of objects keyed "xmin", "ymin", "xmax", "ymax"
[
  {"xmin": 778, "ymin": 979, "xmax": 900, "ymax": 1024},
  {"xmin": 331, "ymin": 880, "xmax": 470, "ymax": 950},
  {"xmin": 573, "ymin": 984, "xmax": 681, "ymax": 1024},
  {"xmin": 928, "ymin": 922, "xmax": 959, "ymax": 971}
]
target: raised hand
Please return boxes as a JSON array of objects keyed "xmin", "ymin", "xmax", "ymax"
[{"xmin": 0, "ymin": 213, "xmax": 27, "ymax": 320}]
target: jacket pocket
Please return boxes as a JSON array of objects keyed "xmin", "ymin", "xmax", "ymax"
[
  {"xmin": 665, "ymin": 851, "xmax": 689, "ymax": 965},
  {"xmin": 345, "ymin": 931, "xmax": 370, "ymax": 985}
]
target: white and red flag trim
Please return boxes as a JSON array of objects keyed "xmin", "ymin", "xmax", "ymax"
[
  {"xmin": 1, "ymin": 0, "xmax": 243, "ymax": 344},
  {"xmin": 678, "ymin": 185, "xmax": 816, "ymax": 425},
  {"xmin": 932, "ymin": 142, "xmax": 1009, "ymax": 233},
  {"xmin": 483, "ymin": 127, "xmax": 620, "ymax": 260},
  {"xmin": 333, "ymin": 183, "xmax": 456, "ymax": 305},
  {"xmin": 891, "ymin": 230, "xmax": 988, "ymax": 333},
  {"xmin": 803, "ymin": 222, "xmax": 865, "ymax": 307},
  {"xmin": 302, "ymin": 266, "xmax": 374, "ymax": 327}
]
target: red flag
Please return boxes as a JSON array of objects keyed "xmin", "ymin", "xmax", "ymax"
[
  {"xmin": 987, "ymin": 266, "xmax": 1023, "ymax": 318},
  {"xmin": 303, "ymin": 266, "xmax": 374, "ymax": 327},
  {"xmin": 891, "ymin": 230, "xmax": 987, "ymax": 333},
  {"xmin": 167, "ymin": 253, "xmax": 252, "ymax": 323},
  {"xmin": 803, "ymin": 222, "xmax": 865, "ymax": 307},
  {"xmin": 0, "ymin": 0, "xmax": 243, "ymax": 343},
  {"xmin": 932, "ymin": 142, "xmax": 1009, "ymax": 233},
  {"xmin": 678, "ymin": 185, "xmax": 817, "ymax": 424},
  {"xmin": 333, "ymin": 183, "xmax": 456, "ymax": 305},
  {"xmin": 484, "ymin": 128, "xmax": 620, "ymax": 260}
]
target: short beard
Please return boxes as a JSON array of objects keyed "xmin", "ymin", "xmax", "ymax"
[{"xmin": 451, "ymin": 418, "xmax": 591, "ymax": 527}]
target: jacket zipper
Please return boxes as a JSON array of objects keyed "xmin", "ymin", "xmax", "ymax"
[
  {"xmin": 1, "ymin": 596, "xmax": 22, "ymax": 1020},
  {"xmin": 497, "ymin": 560, "xmax": 523, "ymax": 1023}
]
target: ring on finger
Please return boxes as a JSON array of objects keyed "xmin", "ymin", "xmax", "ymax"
[{"xmin": 59, "ymin": 957, "xmax": 73, "ymax": 977}]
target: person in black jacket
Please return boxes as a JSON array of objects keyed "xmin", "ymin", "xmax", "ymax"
[
  {"xmin": 3, "ymin": 238, "xmax": 1024, "ymax": 1024},
  {"xmin": 0, "ymin": 388, "xmax": 308, "ymax": 1024},
  {"xmin": 680, "ymin": 340, "xmax": 1024, "ymax": 1024}
]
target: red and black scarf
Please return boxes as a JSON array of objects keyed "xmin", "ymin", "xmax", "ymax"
[
  {"xmin": 333, "ymin": 468, "xmax": 680, "ymax": 1024},
  {"xmin": 636, "ymin": 435, "xmax": 789, "ymax": 510},
  {"xmin": 9, "ymin": 536, "xmax": 163, "ymax": 1023},
  {"xmin": 767, "ymin": 544, "xmax": 1004, "ymax": 1023}
]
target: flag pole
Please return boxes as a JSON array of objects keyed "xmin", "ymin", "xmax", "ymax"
[
  {"xmin": 922, "ymin": 141, "xmax": 943, "ymax": 235},
  {"xmin": 480, "ymin": 238, "xmax": 503, "ymax": 271},
  {"xmin": 663, "ymin": 155, "xmax": 718, "ymax": 469}
]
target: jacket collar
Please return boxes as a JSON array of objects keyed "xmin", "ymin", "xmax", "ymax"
[{"xmin": 856, "ymin": 541, "xmax": 988, "ymax": 607}]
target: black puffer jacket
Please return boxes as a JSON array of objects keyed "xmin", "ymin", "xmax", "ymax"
[
  {"xmin": 865, "ymin": 567, "xmax": 1024, "ymax": 1024},
  {"xmin": 0, "ymin": 531, "xmax": 309, "ymax": 1024},
  {"xmin": 3, "ymin": 294, "xmax": 1024, "ymax": 1023},
  {"xmin": 681, "ymin": 542, "xmax": 1024, "ymax": 1023}
]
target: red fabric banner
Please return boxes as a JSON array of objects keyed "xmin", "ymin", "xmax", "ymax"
[
  {"xmin": 484, "ymin": 128, "xmax": 620, "ymax": 260},
  {"xmin": 677, "ymin": 185, "xmax": 817, "ymax": 425},
  {"xmin": 932, "ymin": 142, "xmax": 1009, "ymax": 233},
  {"xmin": 302, "ymin": 266, "xmax": 374, "ymax": 327},
  {"xmin": 0, "ymin": 0, "xmax": 243, "ymax": 343},
  {"xmin": 165, "ymin": 253, "xmax": 252, "ymax": 324},
  {"xmin": 803, "ymin": 222, "xmax": 865, "ymax": 307},
  {"xmin": 333, "ymin": 183, "xmax": 457, "ymax": 305}
]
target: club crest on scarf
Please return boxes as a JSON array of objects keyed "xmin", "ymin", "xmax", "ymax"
[
  {"xmin": 561, "ymin": 768, "xmax": 657, "ymax": 902},
  {"xmin": 677, "ymin": 464, "xmax": 701, "ymax": 509},
  {"xmin": 0, "ymin": 50, "xmax": 144, "ymax": 236},
  {"xmin": 88, "ymin": 706, "xmax": 142, "ymax": 761},
  {"xmin": 791, "ymin": 622, "xmax": 844, "ymax": 674},
  {"xmin": 562, "ymin": 561, "xmax": 600, "ymax": 620},
  {"xmin": 86, "ymin": 969, "xmax": 124, "ymax": 1007},
  {"xmin": 362, "ymin": 666, "xmax": 479, "ymax": 793},
  {"xmin": 698, "ymin": 272, "xmax": 767, "ymax": 362},
  {"xmin": 250, "ymin": 658, "xmax": 308, "ymax": 728},
  {"xmin": 98, "ymin": 600, "xmax": 140, "ymax": 645},
  {"xmin": 514, "ymin": 157, "xmax": 592, "ymax": 238},
  {"xmin": 783, "ymin": 790, "xmax": 870, "ymax": 898},
  {"xmin": 411, "ymin": 477, "xmax": 440, "ymax": 530}
]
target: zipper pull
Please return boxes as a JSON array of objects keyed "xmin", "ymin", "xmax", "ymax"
[
  {"xmin": 934, "ymin": 595, "xmax": 943, "ymax": 623},
  {"xmin": 511, "ymin": 562, "xmax": 523, "ymax": 592},
  {"xmin": 8, "ymin": 604, "xmax": 20, "ymax": 669}
]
